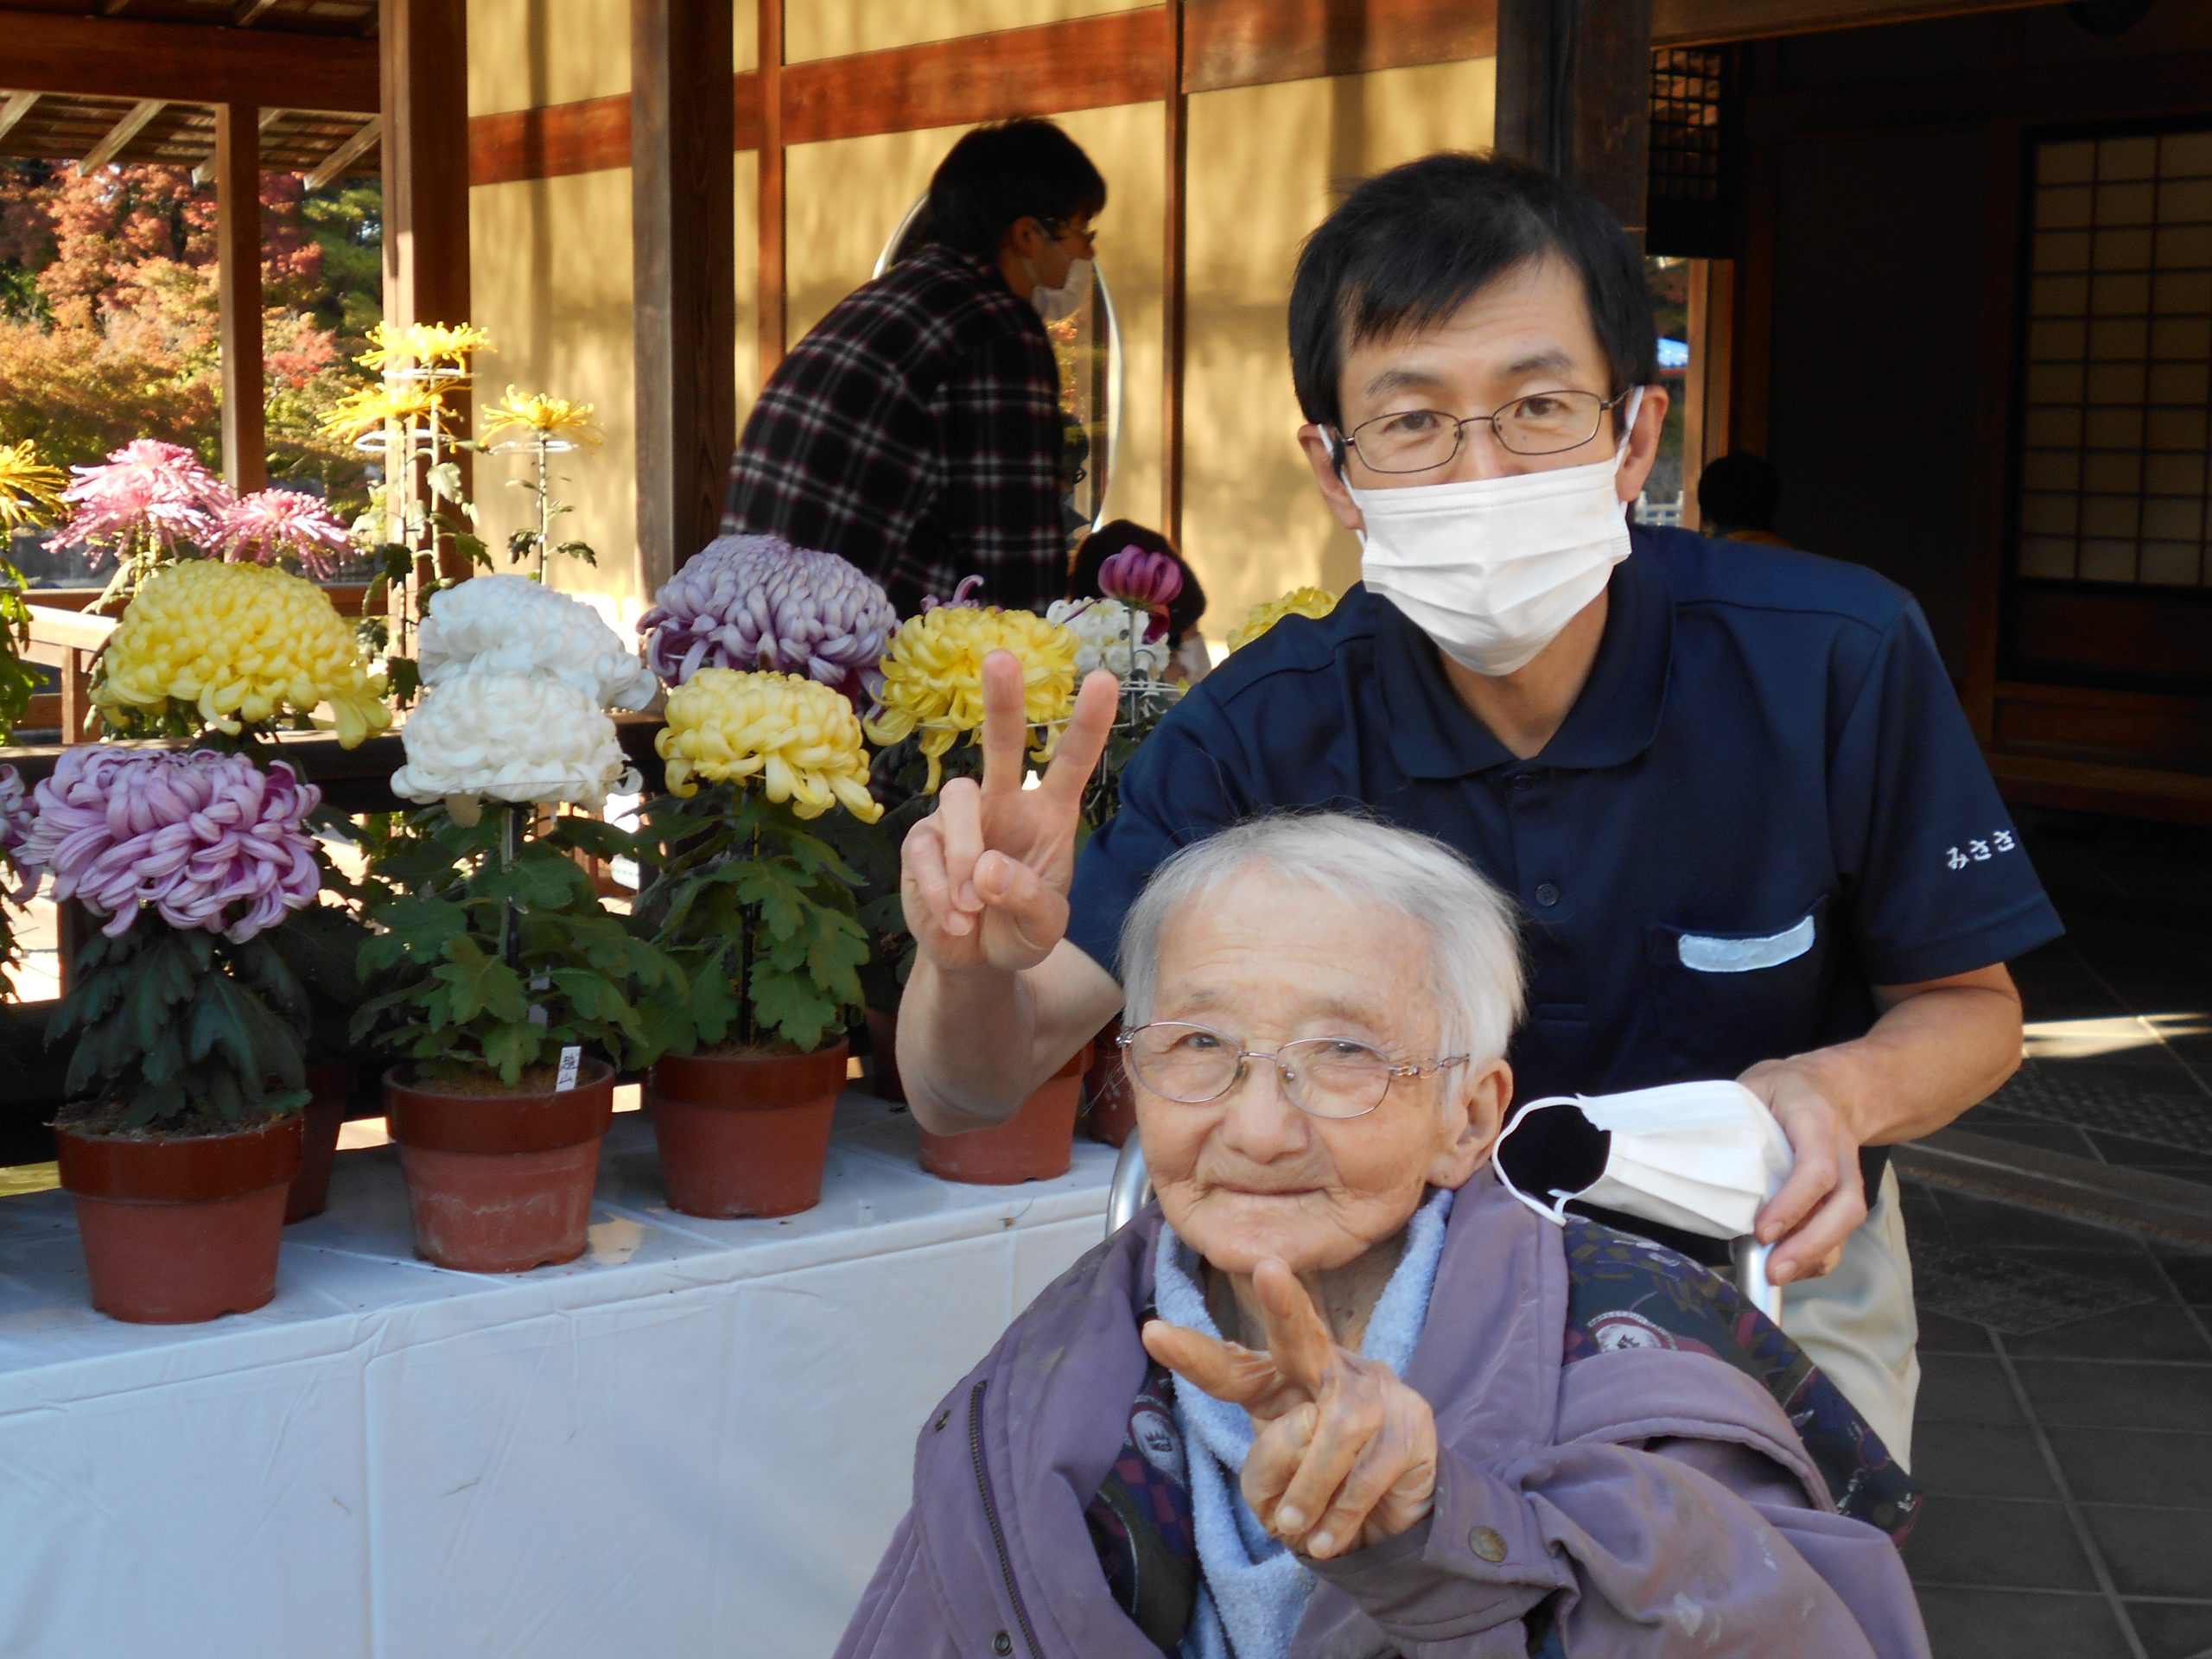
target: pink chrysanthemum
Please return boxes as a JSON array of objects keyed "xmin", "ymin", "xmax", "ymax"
[
  {"xmin": 1096, "ymin": 547, "xmax": 1183, "ymax": 641},
  {"xmin": 52, "ymin": 440, "xmax": 232, "ymax": 562},
  {"xmin": 17, "ymin": 748, "xmax": 322, "ymax": 944},
  {"xmin": 210, "ymin": 488, "xmax": 353, "ymax": 580}
]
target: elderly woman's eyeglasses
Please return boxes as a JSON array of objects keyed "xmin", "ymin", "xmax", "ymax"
[
  {"xmin": 1337, "ymin": 389, "xmax": 1630, "ymax": 474},
  {"xmin": 1116, "ymin": 1022, "xmax": 1468, "ymax": 1121}
]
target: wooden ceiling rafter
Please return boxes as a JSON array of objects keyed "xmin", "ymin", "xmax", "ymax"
[
  {"xmin": 0, "ymin": 92, "xmax": 40, "ymax": 142},
  {"xmin": 80, "ymin": 97, "xmax": 165, "ymax": 169},
  {"xmin": 0, "ymin": 8, "xmax": 380, "ymax": 111},
  {"xmin": 305, "ymin": 113, "xmax": 379, "ymax": 190}
]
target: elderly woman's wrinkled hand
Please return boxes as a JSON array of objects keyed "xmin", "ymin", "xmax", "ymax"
[{"xmin": 1143, "ymin": 1257, "xmax": 1440, "ymax": 1561}]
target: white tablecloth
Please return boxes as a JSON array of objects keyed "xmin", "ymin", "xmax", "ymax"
[{"xmin": 0, "ymin": 1093, "xmax": 1116, "ymax": 1658}]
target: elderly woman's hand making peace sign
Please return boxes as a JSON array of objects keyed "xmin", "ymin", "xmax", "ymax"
[
  {"xmin": 1143, "ymin": 1257, "xmax": 1441, "ymax": 1561},
  {"xmin": 899, "ymin": 652, "xmax": 1121, "ymax": 976}
]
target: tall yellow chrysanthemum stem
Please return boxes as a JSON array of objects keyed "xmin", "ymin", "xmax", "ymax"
[{"xmin": 533, "ymin": 437, "xmax": 551, "ymax": 582}]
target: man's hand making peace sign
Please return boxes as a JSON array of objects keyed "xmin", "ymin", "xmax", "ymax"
[
  {"xmin": 1143, "ymin": 1258, "xmax": 1440, "ymax": 1560},
  {"xmin": 895, "ymin": 653, "xmax": 1127, "ymax": 1129}
]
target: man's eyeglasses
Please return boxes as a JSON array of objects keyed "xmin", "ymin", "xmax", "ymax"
[
  {"xmin": 1336, "ymin": 388, "xmax": 1631, "ymax": 475},
  {"xmin": 1116, "ymin": 1021, "xmax": 1467, "ymax": 1121}
]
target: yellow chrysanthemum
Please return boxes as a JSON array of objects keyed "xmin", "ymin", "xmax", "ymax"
[
  {"xmin": 319, "ymin": 383, "xmax": 446, "ymax": 443},
  {"xmin": 1228, "ymin": 586, "xmax": 1339, "ymax": 652},
  {"xmin": 355, "ymin": 320, "xmax": 495, "ymax": 373},
  {"xmin": 863, "ymin": 606, "xmax": 1077, "ymax": 792},
  {"xmin": 0, "ymin": 438, "xmax": 67, "ymax": 532},
  {"xmin": 95, "ymin": 561, "xmax": 393, "ymax": 747},
  {"xmin": 480, "ymin": 386, "xmax": 604, "ymax": 447},
  {"xmin": 656, "ymin": 668, "xmax": 881, "ymax": 822}
]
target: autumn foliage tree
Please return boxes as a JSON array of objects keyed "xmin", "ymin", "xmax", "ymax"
[{"xmin": 0, "ymin": 158, "xmax": 372, "ymax": 502}]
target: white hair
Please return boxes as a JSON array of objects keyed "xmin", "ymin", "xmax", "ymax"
[{"xmin": 1118, "ymin": 811, "xmax": 1525, "ymax": 1065}]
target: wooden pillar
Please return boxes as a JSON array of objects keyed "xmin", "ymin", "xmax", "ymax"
[
  {"xmin": 379, "ymin": 0, "xmax": 472, "ymax": 343},
  {"xmin": 1161, "ymin": 0, "xmax": 1188, "ymax": 549},
  {"xmin": 632, "ymin": 0, "xmax": 737, "ymax": 590},
  {"xmin": 1496, "ymin": 0, "xmax": 1655, "ymax": 245},
  {"xmin": 757, "ymin": 0, "xmax": 787, "ymax": 378},
  {"xmin": 214, "ymin": 102, "xmax": 267, "ymax": 495}
]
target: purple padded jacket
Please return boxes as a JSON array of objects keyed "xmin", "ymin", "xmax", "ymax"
[{"xmin": 834, "ymin": 1170, "xmax": 1932, "ymax": 1659}]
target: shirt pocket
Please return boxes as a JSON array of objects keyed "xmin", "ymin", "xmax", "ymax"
[{"xmin": 1643, "ymin": 895, "xmax": 1834, "ymax": 1074}]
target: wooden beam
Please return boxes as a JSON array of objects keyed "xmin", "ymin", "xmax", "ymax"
[
  {"xmin": 80, "ymin": 98, "xmax": 163, "ymax": 170},
  {"xmin": 1496, "ymin": 0, "xmax": 1655, "ymax": 245},
  {"xmin": 231, "ymin": 0, "xmax": 282, "ymax": 22},
  {"xmin": 0, "ymin": 92, "xmax": 38, "ymax": 143},
  {"xmin": 471, "ymin": 92, "xmax": 634, "ymax": 186},
  {"xmin": 380, "ymin": 0, "xmax": 471, "ymax": 334},
  {"xmin": 1184, "ymin": 0, "xmax": 1494, "ymax": 93},
  {"xmin": 305, "ymin": 114, "xmax": 381, "ymax": 190},
  {"xmin": 781, "ymin": 11, "xmax": 1171, "ymax": 146},
  {"xmin": 0, "ymin": 10, "xmax": 379, "ymax": 112},
  {"xmin": 215, "ymin": 103, "xmax": 267, "ymax": 495},
  {"xmin": 192, "ymin": 105, "xmax": 278, "ymax": 186},
  {"xmin": 632, "ymin": 0, "xmax": 737, "ymax": 592},
  {"xmin": 1653, "ymin": 0, "xmax": 2039, "ymax": 47},
  {"xmin": 1162, "ymin": 0, "xmax": 1187, "ymax": 548},
  {"xmin": 758, "ymin": 0, "xmax": 785, "ymax": 377}
]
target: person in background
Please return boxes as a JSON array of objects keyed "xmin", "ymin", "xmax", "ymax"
[
  {"xmin": 1698, "ymin": 452, "xmax": 1792, "ymax": 546},
  {"xmin": 721, "ymin": 118, "xmax": 1104, "ymax": 617},
  {"xmin": 1071, "ymin": 518, "xmax": 1212, "ymax": 683}
]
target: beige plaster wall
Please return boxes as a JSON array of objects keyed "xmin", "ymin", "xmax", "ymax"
[
  {"xmin": 787, "ymin": 0, "xmax": 1149, "ymax": 65},
  {"xmin": 468, "ymin": 0, "xmax": 632, "ymax": 115},
  {"xmin": 1183, "ymin": 56, "xmax": 1497, "ymax": 631},
  {"xmin": 467, "ymin": 168, "xmax": 645, "ymax": 625}
]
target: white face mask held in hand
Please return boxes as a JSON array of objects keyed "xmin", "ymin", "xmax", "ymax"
[
  {"xmin": 1029, "ymin": 256, "xmax": 1093, "ymax": 324},
  {"xmin": 1352, "ymin": 387, "xmax": 1644, "ymax": 676},
  {"xmin": 1491, "ymin": 1078, "xmax": 1793, "ymax": 1320}
]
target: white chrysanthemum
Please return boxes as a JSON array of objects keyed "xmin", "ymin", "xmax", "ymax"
[
  {"xmin": 1045, "ymin": 598, "xmax": 1170, "ymax": 682},
  {"xmin": 417, "ymin": 575, "xmax": 659, "ymax": 709},
  {"xmin": 391, "ymin": 670, "xmax": 639, "ymax": 823}
]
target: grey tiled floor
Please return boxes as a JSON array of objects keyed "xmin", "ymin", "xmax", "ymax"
[{"xmin": 1901, "ymin": 809, "xmax": 2212, "ymax": 1658}]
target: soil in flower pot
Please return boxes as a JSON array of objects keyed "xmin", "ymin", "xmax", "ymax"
[
  {"xmin": 283, "ymin": 1061, "xmax": 361, "ymax": 1224},
  {"xmin": 646, "ymin": 1039, "xmax": 849, "ymax": 1218},
  {"xmin": 919, "ymin": 1041, "xmax": 1092, "ymax": 1185},
  {"xmin": 1084, "ymin": 1019, "xmax": 1137, "ymax": 1148},
  {"xmin": 384, "ymin": 1060, "xmax": 614, "ymax": 1273},
  {"xmin": 56, "ymin": 1109, "xmax": 304, "ymax": 1324}
]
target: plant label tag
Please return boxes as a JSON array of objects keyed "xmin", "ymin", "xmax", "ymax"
[
  {"xmin": 527, "ymin": 1005, "xmax": 549, "ymax": 1027},
  {"xmin": 556, "ymin": 1046, "xmax": 582, "ymax": 1091}
]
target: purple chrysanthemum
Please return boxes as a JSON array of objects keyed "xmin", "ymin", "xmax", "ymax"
[
  {"xmin": 639, "ymin": 534, "xmax": 897, "ymax": 702},
  {"xmin": 18, "ymin": 749, "xmax": 322, "ymax": 943}
]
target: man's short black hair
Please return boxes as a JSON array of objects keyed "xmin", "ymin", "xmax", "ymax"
[
  {"xmin": 1698, "ymin": 453, "xmax": 1781, "ymax": 531},
  {"xmin": 925, "ymin": 119, "xmax": 1107, "ymax": 262},
  {"xmin": 1288, "ymin": 151, "xmax": 1658, "ymax": 435}
]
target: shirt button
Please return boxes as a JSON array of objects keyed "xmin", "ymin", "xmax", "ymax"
[
  {"xmin": 1534, "ymin": 882, "xmax": 1560, "ymax": 908},
  {"xmin": 992, "ymin": 1633, "xmax": 1014, "ymax": 1656},
  {"xmin": 1469, "ymin": 1525, "xmax": 1510, "ymax": 1562},
  {"xmin": 1509, "ymin": 772, "xmax": 1535, "ymax": 791}
]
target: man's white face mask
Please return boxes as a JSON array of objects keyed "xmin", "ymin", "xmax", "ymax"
[
  {"xmin": 1351, "ymin": 386, "xmax": 1644, "ymax": 677},
  {"xmin": 1028, "ymin": 254, "xmax": 1093, "ymax": 324}
]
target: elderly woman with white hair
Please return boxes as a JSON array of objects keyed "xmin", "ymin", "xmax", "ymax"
[{"xmin": 837, "ymin": 813, "xmax": 1927, "ymax": 1659}]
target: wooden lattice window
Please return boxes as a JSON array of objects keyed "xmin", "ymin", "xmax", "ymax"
[
  {"xmin": 2017, "ymin": 127, "xmax": 2212, "ymax": 588},
  {"xmin": 1647, "ymin": 47, "xmax": 1735, "ymax": 259}
]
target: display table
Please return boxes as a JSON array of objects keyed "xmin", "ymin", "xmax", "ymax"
[{"xmin": 0, "ymin": 1094, "xmax": 1116, "ymax": 1658}]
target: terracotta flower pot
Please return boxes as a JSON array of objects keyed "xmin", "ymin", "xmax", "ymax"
[
  {"xmin": 919, "ymin": 1041, "xmax": 1092, "ymax": 1185},
  {"xmin": 55, "ymin": 1113, "xmax": 303, "ymax": 1324},
  {"xmin": 1084, "ymin": 1019, "xmax": 1138, "ymax": 1147},
  {"xmin": 865, "ymin": 1006, "xmax": 906, "ymax": 1103},
  {"xmin": 646, "ymin": 1039, "xmax": 849, "ymax": 1218},
  {"xmin": 283, "ymin": 1061, "xmax": 360, "ymax": 1224},
  {"xmin": 384, "ymin": 1060, "xmax": 615, "ymax": 1273}
]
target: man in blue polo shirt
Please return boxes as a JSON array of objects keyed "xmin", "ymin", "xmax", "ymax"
[{"xmin": 891, "ymin": 153, "xmax": 2061, "ymax": 1465}]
